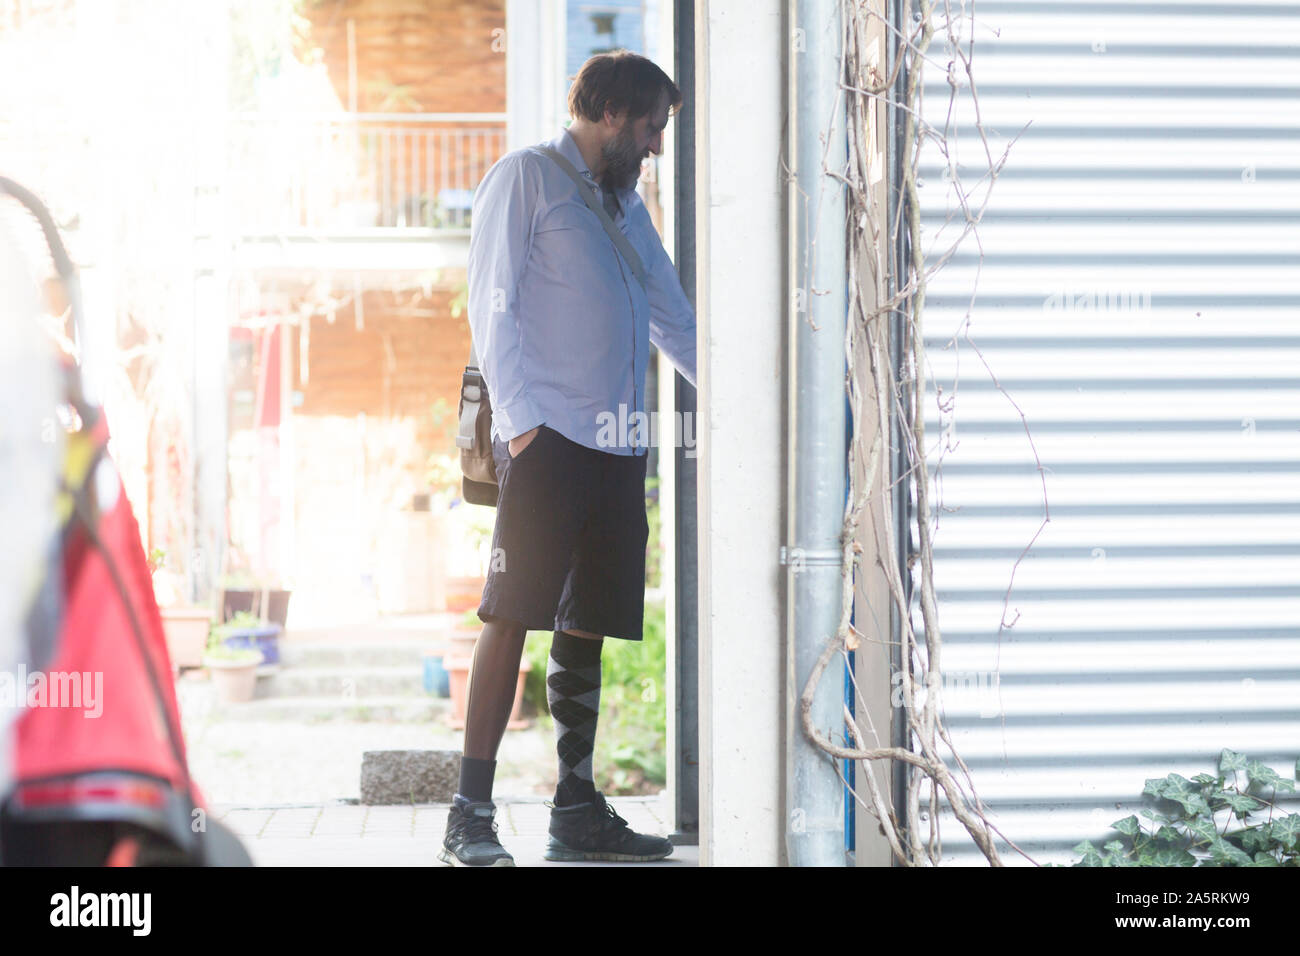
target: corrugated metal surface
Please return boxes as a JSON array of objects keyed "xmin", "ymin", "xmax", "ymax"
[{"xmin": 910, "ymin": 0, "xmax": 1300, "ymax": 865}]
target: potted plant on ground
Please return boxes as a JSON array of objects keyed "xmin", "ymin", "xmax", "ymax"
[
  {"xmin": 440, "ymin": 505, "xmax": 492, "ymax": 614},
  {"xmin": 150, "ymin": 548, "xmax": 214, "ymax": 671},
  {"xmin": 203, "ymin": 635, "xmax": 263, "ymax": 704},
  {"xmin": 212, "ymin": 610, "xmax": 283, "ymax": 668},
  {"xmin": 443, "ymin": 610, "xmax": 531, "ymax": 729},
  {"xmin": 161, "ymin": 606, "xmax": 214, "ymax": 671}
]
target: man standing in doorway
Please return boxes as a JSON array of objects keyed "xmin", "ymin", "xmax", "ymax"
[{"xmin": 440, "ymin": 51, "xmax": 697, "ymax": 866}]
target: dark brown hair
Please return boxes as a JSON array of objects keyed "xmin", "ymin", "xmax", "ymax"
[{"xmin": 567, "ymin": 50, "xmax": 683, "ymax": 125}]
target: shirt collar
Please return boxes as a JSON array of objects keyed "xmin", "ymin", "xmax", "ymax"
[{"xmin": 552, "ymin": 126, "xmax": 636, "ymax": 199}]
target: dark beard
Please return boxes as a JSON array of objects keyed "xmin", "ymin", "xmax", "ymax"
[{"xmin": 600, "ymin": 123, "xmax": 644, "ymax": 194}]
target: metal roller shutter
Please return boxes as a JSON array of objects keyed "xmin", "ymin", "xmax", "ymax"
[{"xmin": 910, "ymin": 0, "xmax": 1300, "ymax": 865}]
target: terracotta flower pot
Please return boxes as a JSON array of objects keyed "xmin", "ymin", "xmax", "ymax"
[
  {"xmin": 445, "ymin": 576, "xmax": 486, "ymax": 614},
  {"xmin": 448, "ymin": 627, "xmax": 479, "ymax": 656},
  {"xmin": 161, "ymin": 607, "xmax": 212, "ymax": 670},
  {"xmin": 205, "ymin": 653, "xmax": 263, "ymax": 703},
  {"xmin": 444, "ymin": 649, "xmax": 532, "ymax": 730}
]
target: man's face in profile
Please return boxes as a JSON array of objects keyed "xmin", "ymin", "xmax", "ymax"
[{"xmin": 600, "ymin": 89, "xmax": 671, "ymax": 193}]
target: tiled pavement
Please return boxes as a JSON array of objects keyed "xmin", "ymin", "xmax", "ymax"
[{"xmin": 213, "ymin": 796, "xmax": 699, "ymax": 867}]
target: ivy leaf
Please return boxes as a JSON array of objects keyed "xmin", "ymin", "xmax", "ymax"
[
  {"xmin": 1239, "ymin": 826, "xmax": 1270, "ymax": 854},
  {"xmin": 1223, "ymin": 792, "xmax": 1263, "ymax": 816},
  {"xmin": 1185, "ymin": 816, "xmax": 1219, "ymax": 843},
  {"xmin": 1103, "ymin": 839, "xmax": 1126, "ymax": 855},
  {"xmin": 1249, "ymin": 852, "xmax": 1281, "ymax": 867},
  {"xmin": 1220, "ymin": 748, "xmax": 1248, "ymax": 773},
  {"xmin": 1153, "ymin": 824, "xmax": 1183, "ymax": 845},
  {"xmin": 1270, "ymin": 814, "xmax": 1300, "ymax": 851},
  {"xmin": 1073, "ymin": 841, "xmax": 1106, "ymax": 868},
  {"xmin": 1192, "ymin": 773, "xmax": 1221, "ymax": 787},
  {"xmin": 1143, "ymin": 777, "xmax": 1167, "ymax": 799},
  {"xmin": 1147, "ymin": 774, "xmax": 1203, "ymax": 815},
  {"xmin": 1208, "ymin": 836, "xmax": 1253, "ymax": 866},
  {"xmin": 1139, "ymin": 807, "xmax": 1170, "ymax": 825},
  {"xmin": 1111, "ymin": 815, "xmax": 1141, "ymax": 837},
  {"xmin": 1206, "ymin": 790, "xmax": 1232, "ymax": 809},
  {"xmin": 1147, "ymin": 847, "xmax": 1197, "ymax": 867},
  {"xmin": 1245, "ymin": 759, "xmax": 1287, "ymax": 790},
  {"xmin": 1172, "ymin": 791, "xmax": 1212, "ymax": 817}
]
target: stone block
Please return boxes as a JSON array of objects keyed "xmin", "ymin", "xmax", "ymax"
[{"xmin": 360, "ymin": 749, "xmax": 461, "ymax": 805}]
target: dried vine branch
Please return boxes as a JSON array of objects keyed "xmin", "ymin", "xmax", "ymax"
[{"xmin": 797, "ymin": 0, "xmax": 1048, "ymax": 867}]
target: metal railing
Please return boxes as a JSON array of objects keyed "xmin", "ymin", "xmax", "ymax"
[{"xmin": 228, "ymin": 112, "xmax": 507, "ymax": 235}]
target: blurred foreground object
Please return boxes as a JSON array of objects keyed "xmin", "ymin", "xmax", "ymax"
[
  {"xmin": 0, "ymin": 177, "xmax": 250, "ymax": 866},
  {"xmin": 0, "ymin": 199, "xmax": 63, "ymax": 827}
]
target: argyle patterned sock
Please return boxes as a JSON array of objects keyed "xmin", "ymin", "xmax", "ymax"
[{"xmin": 547, "ymin": 629, "xmax": 604, "ymax": 807}]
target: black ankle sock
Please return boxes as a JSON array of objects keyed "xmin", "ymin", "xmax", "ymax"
[
  {"xmin": 458, "ymin": 756, "xmax": 497, "ymax": 803},
  {"xmin": 548, "ymin": 630, "xmax": 604, "ymax": 807}
]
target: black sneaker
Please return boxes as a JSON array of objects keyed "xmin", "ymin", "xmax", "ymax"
[
  {"xmin": 438, "ymin": 794, "xmax": 515, "ymax": 867},
  {"xmin": 545, "ymin": 791, "xmax": 674, "ymax": 862}
]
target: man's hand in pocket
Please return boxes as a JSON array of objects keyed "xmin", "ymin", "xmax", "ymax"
[{"xmin": 508, "ymin": 425, "xmax": 541, "ymax": 459}]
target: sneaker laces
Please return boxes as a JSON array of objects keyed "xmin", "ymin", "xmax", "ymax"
[
  {"xmin": 592, "ymin": 794, "xmax": 635, "ymax": 843},
  {"xmin": 600, "ymin": 800, "xmax": 628, "ymax": 830},
  {"xmin": 453, "ymin": 805, "xmax": 502, "ymax": 846}
]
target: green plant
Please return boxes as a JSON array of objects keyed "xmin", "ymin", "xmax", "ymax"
[
  {"xmin": 448, "ymin": 280, "xmax": 468, "ymax": 319},
  {"xmin": 213, "ymin": 611, "xmax": 263, "ymax": 639},
  {"xmin": 644, "ymin": 477, "xmax": 661, "ymax": 590},
  {"xmin": 462, "ymin": 507, "xmax": 495, "ymax": 562},
  {"xmin": 229, "ymin": 0, "xmax": 317, "ymax": 113},
  {"xmin": 208, "ymin": 612, "xmax": 266, "ymax": 652},
  {"xmin": 596, "ymin": 600, "xmax": 668, "ymax": 790},
  {"xmin": 1072, "ymin": 749, "xmax": 1300, "ymax": 867},
  {"xmin": 522, "ymin": 601, "xmax": 669, "ymax": 794},
  {"xmin": 425, "ymin": 396, "xmax": 462, "ymax": 507},
  {"xmin": 458, "ymin": 608, "xmax": 482, "ymax": 631},
  {"xmin": 203, "ymin": 643, "xmax": 262, "ymax": 665},
  {"xmin": 521, "ymin": 630, "xmax": 552, "ymax": 715}
]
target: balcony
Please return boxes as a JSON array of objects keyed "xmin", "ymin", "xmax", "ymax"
[{"xmin": 228, "ymin": 112, "xmax": 506, "ymax": 274}]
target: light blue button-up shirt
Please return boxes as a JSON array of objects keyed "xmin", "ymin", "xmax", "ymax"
[{"xmin": 467, "ymin": 126, "xmax": 697, "ymax": 457}]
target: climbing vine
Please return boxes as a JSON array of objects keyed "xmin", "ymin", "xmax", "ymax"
[{"xmin": 799, "ymin": 0, "xmax": 1041, "ymax": 866}]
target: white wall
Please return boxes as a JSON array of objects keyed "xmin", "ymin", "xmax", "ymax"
[{"xmin": 696, "ymin": 0, "xmax": 787, "ymax": 866}]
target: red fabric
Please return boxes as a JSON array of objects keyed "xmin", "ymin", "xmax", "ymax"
[
  {"xmin": 256, "ymin": 324, "xmax": 281, "ymax": 428},
  {"xmin": 13, "ymin": 414, "xmax": 205, "ymax": 808},
  {"xmin": 105, "ymin": 837, "xmax": 141, "ymax": 867}
]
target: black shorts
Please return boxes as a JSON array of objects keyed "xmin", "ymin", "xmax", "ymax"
[{"xmin": 477, "ymin": 423, "xmax": 650, "ymax": 641}]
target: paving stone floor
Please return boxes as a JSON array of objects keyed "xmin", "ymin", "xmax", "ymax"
[{"xmin": 212, "ymin": 796, "xmax": 698, "ymax": 867}]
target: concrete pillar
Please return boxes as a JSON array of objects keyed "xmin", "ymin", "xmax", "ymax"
[{"xmin": 695, "ymin": 0, "xmax": 787, "ymax": 866}]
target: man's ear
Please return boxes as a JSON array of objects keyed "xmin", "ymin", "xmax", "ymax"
[{"xmin": 602, "ymin": 105, "xmax": 627, "ymax": 130}]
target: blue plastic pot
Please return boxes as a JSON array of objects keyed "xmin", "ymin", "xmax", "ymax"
[
  {"xmin": 423, "ymin": 655, "xmax": 450, "ymax": 697},
  {"xmin": 219, "ymin": 623, "xmax": 283, "ymax": 666}
]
